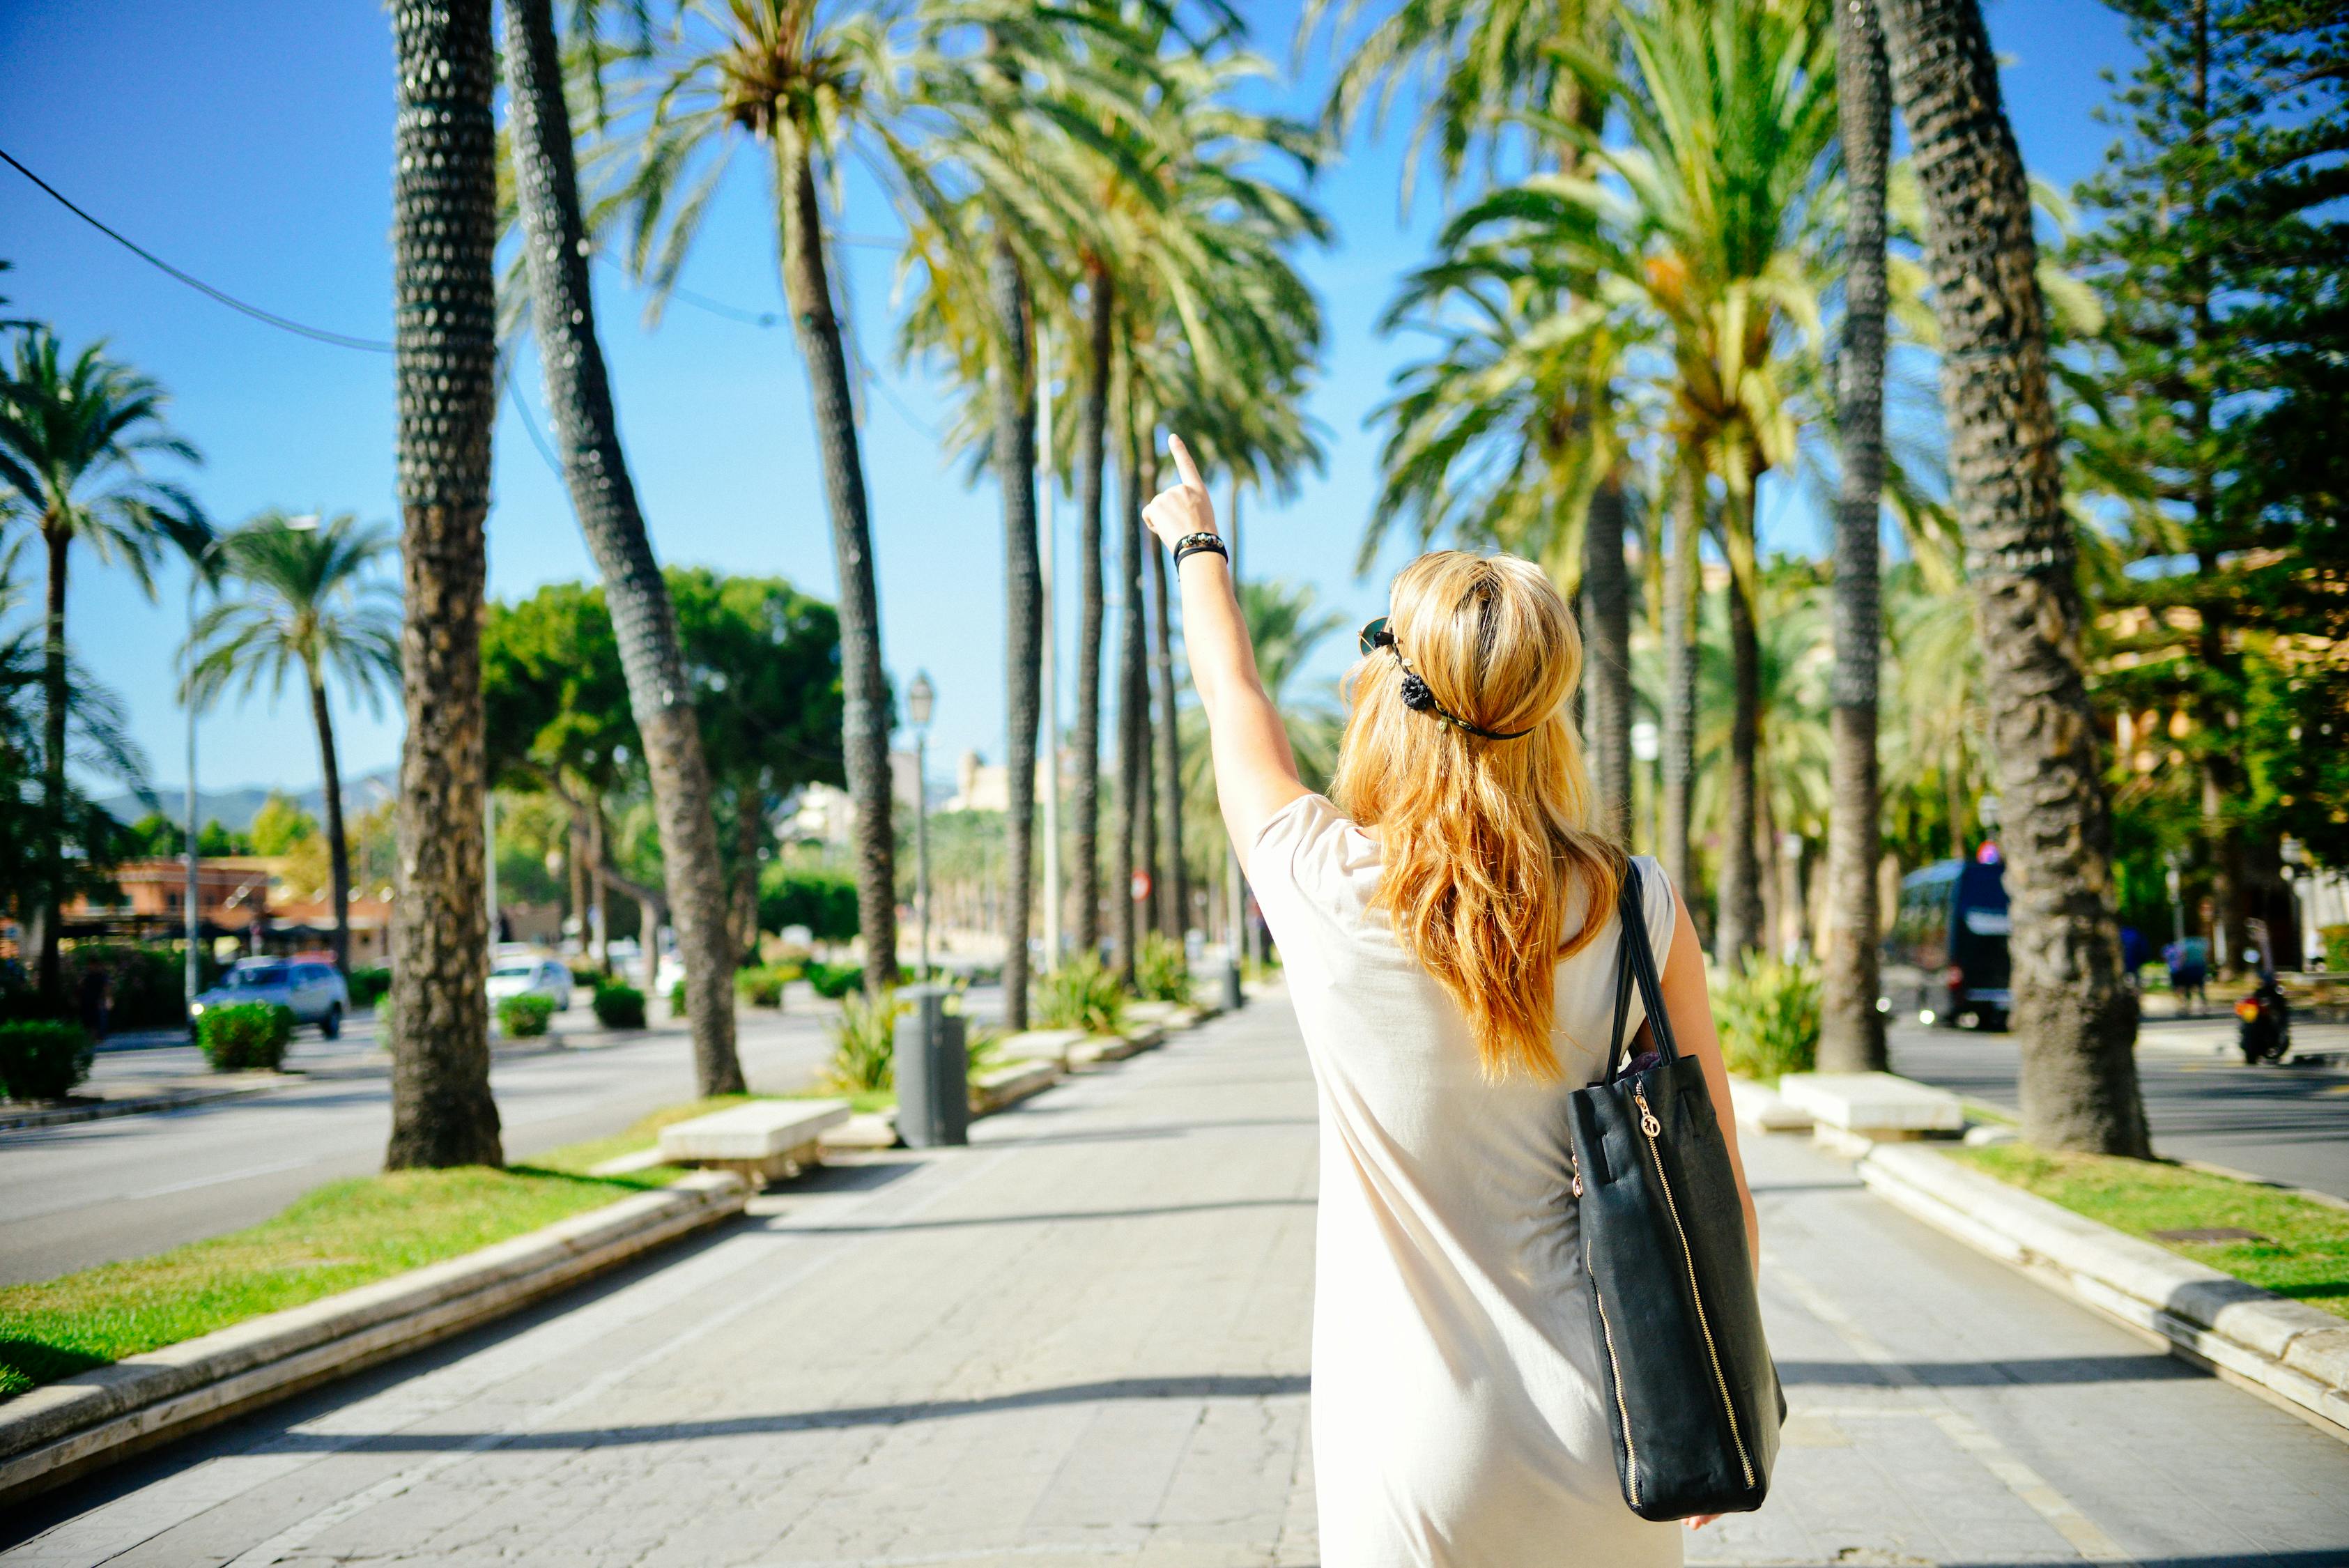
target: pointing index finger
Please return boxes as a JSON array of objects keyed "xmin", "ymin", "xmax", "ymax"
[{"xmin": 1168, "ymin": 432, "xmax": 1206, "ymax": 493}]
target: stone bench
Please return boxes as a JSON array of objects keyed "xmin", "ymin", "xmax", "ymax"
[
  {"xmin": 658, "ymin": 1099, "xmax": 851, "ymax": 1187},
  {"xmin": 1775, "ymin": 1071, "xmax": 1964, "ymax": 1155},
  {"xmin": 994, "ymin": 1029, "xmax": 1091, "ymax": 1069}
]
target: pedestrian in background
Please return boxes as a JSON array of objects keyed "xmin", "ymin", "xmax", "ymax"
[{"xmin": 1148, "ymin": 433, "xmax": 1761, "ymax": 1565}]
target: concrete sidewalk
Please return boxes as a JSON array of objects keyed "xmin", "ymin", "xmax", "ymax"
[{"xmin": 6, "ymin": 997, "xmax": 2346, "ymax": 1567}]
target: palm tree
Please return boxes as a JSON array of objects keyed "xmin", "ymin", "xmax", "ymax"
[
  {"xmin": 1821, "ymin": 0, "xmax": 1892, "ymax": 1070},
  {"xmin": 0, "ymin": 328, "xmax": 206, "ymax": 1008},
  {"xmin": 503, "ymin": 0, "xmax": 746, "ymax": 1094},
  {"xmin": 384, "ymin": 0, "xmax": 504, "ymax": 1171},
  {"xmin": 593, "ymin": 0, "xmax": 907, "ymax": 989},
  {"xmin": 185, "ymin": 513, "xmax": 399, "ymax": 977},
  {"xmin": 1878, "ymin": 0, "xmax": 2148, "ymax": 1155}
]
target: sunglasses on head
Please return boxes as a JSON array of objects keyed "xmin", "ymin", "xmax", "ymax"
[{"xmin": 1354, "ymin": 615, "xmax": 1535, "ymax": 741}]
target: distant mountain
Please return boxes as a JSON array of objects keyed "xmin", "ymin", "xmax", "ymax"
[{"xmin": 96, "ymin": 768, "xmax": 399, "ymax": 833}]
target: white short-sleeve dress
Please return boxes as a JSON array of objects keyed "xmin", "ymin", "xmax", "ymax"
[{"xmin": 1250, "ymin": 792, "xmax": 1684, "ymax": 1568}]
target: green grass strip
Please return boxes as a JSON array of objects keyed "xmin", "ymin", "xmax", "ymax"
[
  {"xmin": 1954, "ymin": 1145, "xmax": 2349, "ymax": 1321},
  {"xmin": 0, "ymin": 1096, "xmax": 760, "ymax": 1403}
]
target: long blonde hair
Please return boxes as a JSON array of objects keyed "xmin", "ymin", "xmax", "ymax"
[{"xmin": 1330, "ymin": 551, "xmax": 1625, "ymax": 1079}]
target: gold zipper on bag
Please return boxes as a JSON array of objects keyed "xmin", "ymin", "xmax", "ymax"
[
  {"xmin": 1571, "ymin": 1144, "xmax": 1640, "ymax": 1506},
  {"xmin": 1634, "ymin": 1085, "xmax": 1755, "ymax": 1490}
]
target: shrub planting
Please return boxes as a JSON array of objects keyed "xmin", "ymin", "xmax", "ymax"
[
  {"xmin": 0, "ymin": 1020, "xmax": 95, "ymax": 1100},
  {"xmin": 498, "ymin": 993, "xmax": 557, "ymax": 1038},
  {"xmin": 735, "ymin": 964, "xmax": 798, "ymax": 1008},
  {"xmin": 197, "ymin": 1003, "xmax": 295, "ymax": 1073},
  {"xmin": 346, "ymin": 967, "xmax": 392, "ymax": 1008},
  {"xmin": 2323, "ymin": 924, "xmax": 2349, "ymax": 975},
  {"xmin": 1133, "ymin": 933, "xmax": 1192, "ymax": 1004},
  {"xmin": 826, "ymin": 989, "xmax": 901, "ymax": 1093},
  {"xmin": 592, "ymin": 983, "xmax": 647, "ymax": 1031},
  {"xmin": 1709, "ymin": 958, "xmax": 1821, "ymax": 1085},
  {"xmin": 1034, "ymin": 956, "xmax": 1127, "ymax": 1036},
  {"xmin": 808, "ymin": 962, "xmax": 865, "ymax": 1001}
]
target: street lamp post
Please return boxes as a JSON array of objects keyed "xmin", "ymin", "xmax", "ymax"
[
  {"xmin": 183, "ymin": 515, "xmax": 316, "ymax": 1012},
  {"xmin": 908, "ymin": 671, "xmax": 935, "ymax": 979}
]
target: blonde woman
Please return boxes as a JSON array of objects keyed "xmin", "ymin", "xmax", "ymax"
[{"xmin": 1146, "ymin": 435, "xmax": 1759, "ymax": 1565}]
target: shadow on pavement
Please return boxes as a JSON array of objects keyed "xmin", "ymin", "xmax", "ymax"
[
  {"xmin": 754, "ymin": 1194, "xmax": 1315, "ymax": 1236},
  {"xmin": 254, "ymin": 1372, "xmax": 1316, "ymax": 1454},
  {"xmin": 1777, "ymin": 1353, "xmax": 2191, "ymax": 1388}
]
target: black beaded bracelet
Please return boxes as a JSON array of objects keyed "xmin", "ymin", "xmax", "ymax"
[{"xmin": 1171, "ymin": 533, "xmax": 1228, "ymax": 569}]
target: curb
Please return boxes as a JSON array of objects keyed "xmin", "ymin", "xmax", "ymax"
[
  {"xmin": 0, "ymin": 1076, "xmax": 296, "ymax": 1132},
  {"xmin": 0, "ymin": 1170, "xmax": 747, "ymax": 1507},
  {"xmin": 1857, "ymin": 1142, "xmax": 2349, "ymax": 1443}
]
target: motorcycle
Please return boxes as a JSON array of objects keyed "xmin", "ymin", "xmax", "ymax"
[{"xmin": 2235, "ymin": 975, "xmax": 2292, "ymax": 1065}]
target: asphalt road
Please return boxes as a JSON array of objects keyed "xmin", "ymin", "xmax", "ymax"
[
  {"xmin": 1890, "ymin": 1014, "xmax": 2349, "ymax": 1199},
  {"xmin": 0, "ymin": 1002, "xmax": 841, "ymax": 1286}
]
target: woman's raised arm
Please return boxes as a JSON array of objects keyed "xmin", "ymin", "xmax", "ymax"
[{"xmin": 1142, "ymin": 433, "xmax": 1308, "ymax": 873}]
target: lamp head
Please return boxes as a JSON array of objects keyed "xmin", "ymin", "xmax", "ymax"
[{"xmin": 907, "ymin": 671, "xmax": 934, "ymax": 729}]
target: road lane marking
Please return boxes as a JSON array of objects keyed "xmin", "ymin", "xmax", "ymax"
[
  {"xmin": 1764, "ymin": 1252, "xmax": 2138, "ymax": 1565},
  {"xmin": 129, "ymin": 1157, "xmax": 319, "ymax": 1199}
]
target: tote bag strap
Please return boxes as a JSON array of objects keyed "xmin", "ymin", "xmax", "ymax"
[{"xmin": 1603, "ymin": 861, "xmax": 1681, "ymax": 1085}]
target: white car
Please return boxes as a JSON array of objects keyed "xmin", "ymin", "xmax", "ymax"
[{"xmin": 486, "ymin": 955, "xmax": 573, "ymax": 1012}]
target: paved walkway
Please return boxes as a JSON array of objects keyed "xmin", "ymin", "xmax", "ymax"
[{"xmin": 6, "ymin": 997, "xmax": 2346, "ymax": 1566}]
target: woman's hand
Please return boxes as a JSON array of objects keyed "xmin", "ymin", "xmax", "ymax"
[
  {"xmin": 1685, "ymin": 1514, "xmax": 1720, "ymax": 1531},
  {"xmin": 1141, "ymin": 433, "xmax": 1217, "ymax": 549}
]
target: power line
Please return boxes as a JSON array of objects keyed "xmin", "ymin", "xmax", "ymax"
[{"xmin": 1, "ymin": 146, "xmax": 395, "ymax": 353}]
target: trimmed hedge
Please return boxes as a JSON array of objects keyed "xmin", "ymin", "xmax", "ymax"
[
  {"xmin": 592, "ymin": 984, "xmax": 647, "ymax": 1031},
  {"xmin": 197, "ymin": 1003, "xmax": 294, "ymax": 1073},
  {"xmin": 346, "ymin": 967, "xmax": 392, "ymax": 1008},
  {"xmin": 735, "ymin": 964, "xmax": 798, "ymax": 1008},
  {"xmin": 807, "ymin": 962, "xmax": 865, "ymax": 1001},
  {"xmin": 0, "ymin": 1020, "xmax": 95, "ymax": 1101},
  {"xmin": 498, "ymin": 993, "xmax": 557, "ymax": 1038}
]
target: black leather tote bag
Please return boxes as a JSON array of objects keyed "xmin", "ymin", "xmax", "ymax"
[{"xmin": 1566, "ymin": 863, "xmax": 1783, "ymax": 1521}]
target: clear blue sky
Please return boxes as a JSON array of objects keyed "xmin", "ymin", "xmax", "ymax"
[{"xmin": 0, "ymin": 0, "xmax": 2136, "ymax": 802}]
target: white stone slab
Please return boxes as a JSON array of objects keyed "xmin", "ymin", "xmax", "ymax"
[
  {"xmin": 1727, "ymin": 1076, "xmax": 1813, "ymax": 1132},
  {"xmin": 1777, "ymin": 1070, "xmax": 1964, "ymax": 1136},
  {"xmin": 659, "ymin": 1100, "xmax": 851, "ymax": 1163}
]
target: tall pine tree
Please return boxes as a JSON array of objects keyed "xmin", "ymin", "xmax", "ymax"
[{"xmin": 2067, "ymin": 0, "xmax": 2349, "ymax": 969}]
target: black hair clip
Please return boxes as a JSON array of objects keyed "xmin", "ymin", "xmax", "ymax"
[{"xmin": 1399, "ymin": 672, "xmax": 1435, "ymax": 712}]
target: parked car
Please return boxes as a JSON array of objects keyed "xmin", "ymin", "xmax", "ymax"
[
  {"xmin": 487, "ymin": 953, "xmax": 573, "ymax": 1012},
  {"xmin": 1883, "ymin": 851, "xmax": 2012, "ymax": 1030},
  {"xmin": 191, "ymin": 958, "xmax": 350, "ymax": 1038}
]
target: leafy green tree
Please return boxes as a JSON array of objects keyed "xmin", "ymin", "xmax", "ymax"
[
  {"xmin": 185, "ymin": 512, "xmax": 399, "ymax": 974},
  {"xmin": 1880, "ymin": 0, "xmax": 2147, "ymax": 1155},
  {"xmin": 0, "ymin": 328, "xmax": 206, "ymax": 1006},
  {"xmin": 247, "ymin": 792, "xmax": 321, "ymax": 858},
  {"xmin": 2065, "ymin": 0, "xmax": 2349, "ymax": 971}
]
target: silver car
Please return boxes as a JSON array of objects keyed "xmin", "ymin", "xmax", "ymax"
[
  {"xmin": 487, "ymin": 955, "xmax": 574, "ymax": 1012},
  {"xmin": 192, "ymin": 958, "xmax": 351, "ymax": 1038}
]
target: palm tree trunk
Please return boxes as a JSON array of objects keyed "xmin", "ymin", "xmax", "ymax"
[
  {"xmin": 1115, "ymin": 389, "xmax": 1147, "ymax": 982},
  {"xmin": 1881, "ymin": 0, "xmax": 2148, "ymax": 1155},
  {"xmin": 308, "ymin": 668, "xmax": 353, "ymax": 976},
  {"xmin": 1716, "ymin": 506, "xmax": 1764, "ymax": 971},
  {"xmin": 1151, "ymin": 540, "xmax": 1183, "ymax": 938},
  {"xmin": 732, "ymin": 790, "xmax": 763, "ymax": 962},
  {"xmin": 34, "ymin": 525, "xmax": 68, "ymax": 1007},
  {"xmin": 1072, "ymin": 269, "xmax": 1111, "ymax": 962},
  {"xmin": 1661, "ymin": 461, "xmax": 1700, "ymax": 902},
  {"xmin": 1822, "ymin": 0, "xmax": 1891, "ymax": 1071},
  {"xmin": 1582, "ymin": 477, "xmax": 1634, "ymax": 843},
  {"xmin": 384, "ymin": 0, "xmax": 502, "ymax": 1170},
  {"xmin": 775, "ymin": 130, "xmax": 897, "ymax": 991},
  {"xmin": 506, "ymin": 0, "xmax": 744, "ymax": 1093},
  {"xmin": 989, "ymin": 229, "xmax": 1040, "ymax": 1029}
]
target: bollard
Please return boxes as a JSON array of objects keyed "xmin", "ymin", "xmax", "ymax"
[
  {"xmin": 1222, "ymin": 958, "xmax": 1245, "ymax": 1013},
  {"xmin": 894, "ymin": 985, "xmax": 969, "ymax": 1148}
]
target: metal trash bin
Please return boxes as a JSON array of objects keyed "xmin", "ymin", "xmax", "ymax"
[
  {"xmin": 894, "ymin": 985, "xmax": 968, "ymax": 1148},
  {"xmin": 1222, "ymin": 958, "xmax": 1245, "ymax": 1013}
]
